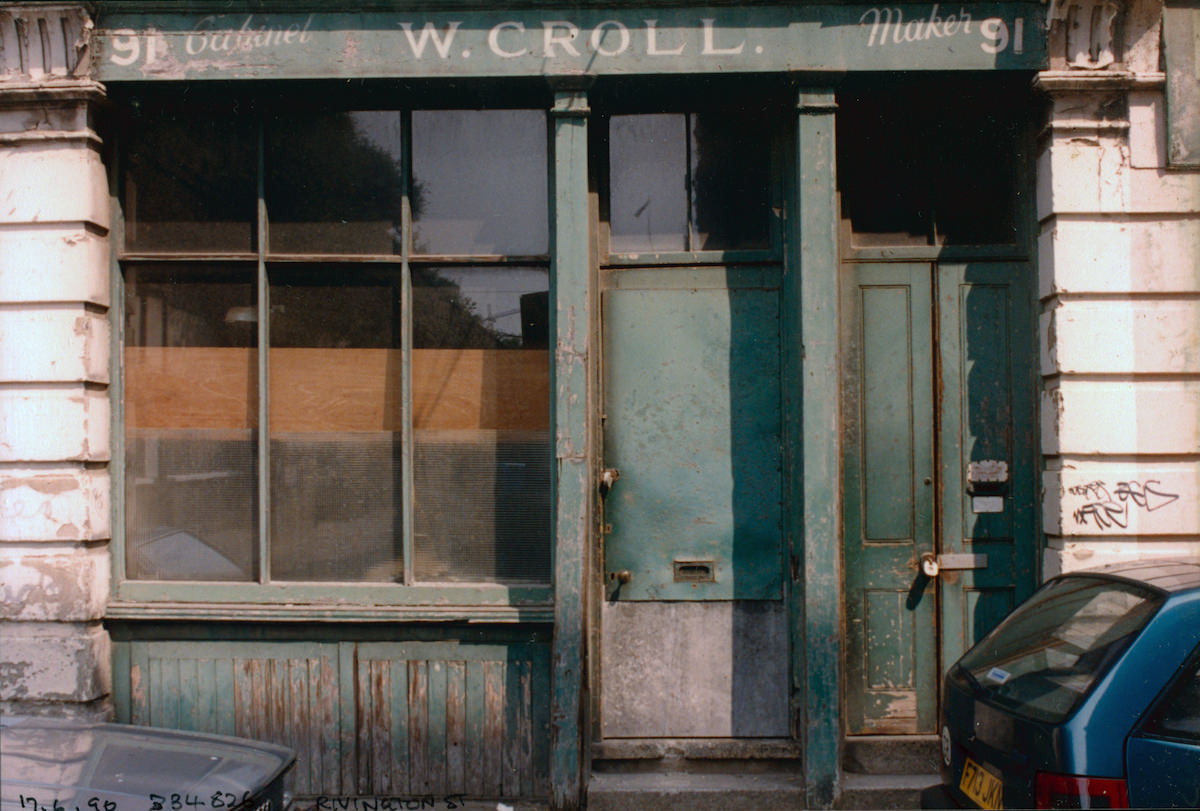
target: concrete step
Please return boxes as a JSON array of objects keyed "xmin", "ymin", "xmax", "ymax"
[
  {"xmin": 836, "ymin": 773, "xmax": 942, "ymax": 810},
  {"xmin": 842, "ymin": 734, "xmax": 940, "ymax": 775},
  {"xmin": 586, "ymin": 770, "xmax": 807, "ymax": 811}
]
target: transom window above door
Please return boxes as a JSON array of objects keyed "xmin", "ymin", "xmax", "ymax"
[{"xmin": 117, "ymin": 99, "xmax": 551, "ymax": 603}]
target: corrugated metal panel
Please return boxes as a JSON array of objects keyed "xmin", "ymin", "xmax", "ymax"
[{"xmin": 126, "ymin": 639, "xmax": 549, "ymax": 800}]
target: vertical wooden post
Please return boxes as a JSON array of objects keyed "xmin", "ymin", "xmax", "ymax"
[
  {"xmin": 787, "ymin": 86, "xmax": 841, "ymax": 810},
  {"xmin": 547, "ymin": 78, "xmax": 592, "ymax": 811}
]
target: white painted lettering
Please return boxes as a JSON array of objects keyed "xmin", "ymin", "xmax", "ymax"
[
  {"xmin": 903, "ymin": 18, "xmax": 923, "ymax": 41},
  {"xmin": 186, "ymin": 16, "xmax": 216, "ymax": 55},
  {"xmin": 979, "ymin": 17, "xmax": 1008, "ymax": 53},
  {"xmin": 960, "ymin": 9, "xmax": 972, "ymax": 33},
  {"xmin": 284, "ymin": 23, "xmax": 300, "ymax": 44},
  {"xmin": 542, "ymin": 20, "xmax": 581, "ymax": 57},
  {"xmin": 944, "ymin": 15, "xmax": 960, "ymax": 35},
  {"xmin": 399, "ymin": 21, "xmax": 461, "ymax": 59},
  {"xmin": 645, "ymin": 19, "xmax": 686, "ymax": 56},
  {"xmin": 488, "ymin": 21, "xmax": 527, "ymax": 57},
  {"xmin": 590, "ymin": 20, "xmax": 631, "ymax": 56},
  {"xmin": 299, "ymin": 14, "xmax": 313, "ymax": 43},
  {"xmin": 1013, "ymin": 17, "xmax": 1024, "ymax": 53},
  {"xmin": 925, "ymin": 4, "xmax": 945, "ymax": 37},
  {"xmin": 701, "ymin": 18, "xmax": 744, "ymax": 55},
  {"xmin": 110, "ymin": 30, "xmax": 141, "ymax": 65}
]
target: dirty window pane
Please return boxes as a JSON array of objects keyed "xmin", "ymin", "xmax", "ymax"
[
  {"xmin": 610, "ymin": 113, "xmax": 688, "ymax": 252},
  {"xmin": 123, "ymin": 265, "xmax": 258, "ymax": 581},
  {"xmin": 411, "ymin": 265, "xmax": 551, "ymax": 582},
  {"xmin": 266, "ymin": 112, "xmax": 405, "ymax": 255},
  {"xmin": 930, "ymin": 104, "xmax": 1020, "ymax": 245},
  {"xmin": 267, "ymin": 267, "xmax": 404, "ymax": 582},
  {"xmin": 412, "ymin": 110, "xmax": 548, "ymax": 256},
  {"xmin": 691, "ymin": 113, "xmax": 771, "ymax": 250},
  {"xmin": 125, "ymin": 114, "xmax": 255, "ymax": 253}
]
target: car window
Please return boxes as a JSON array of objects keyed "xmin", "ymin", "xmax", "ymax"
[
  {"xmin": 1140, "ymin": 653, "xmax": 1200, "ymax": 742},
  {"xmin": 956, "ymin": 576, "xmax": 1164, "ymax": 723}
]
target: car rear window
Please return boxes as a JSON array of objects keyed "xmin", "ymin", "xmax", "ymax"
[{"xmin": 956, "ymin": 575, "xmax": 1164, "ymax": 723}]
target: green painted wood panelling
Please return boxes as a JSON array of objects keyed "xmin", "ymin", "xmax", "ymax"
[
  {"xmin": 548, "ymin": 85, "xmax": 591, "ymax": 811},
  {"xmin": 119, "ymin": 637, "xmax": 551, "ymax": 800},
  {"xmin": 841, "ymin": 262, "xmax": 937, "ymax": 736},
  {"xmin": 93, "ymin": 5, "xmax": 1046, "ymax": 82},
  {"xmin": 791, "ymin": 86, "xmax": 841, "ymax": 810},
  {"xmin": 601, "ymin": 279, "xmax": 783, "ymax": 600},
  {"xmin": 936, "ymin": 262, "xmax": 1037, "ymax": 664}
]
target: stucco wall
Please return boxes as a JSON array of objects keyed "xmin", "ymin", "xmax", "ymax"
[
  {"xmin": 0, "ymin": 3, "xmax": 112, "ymax": 718},
  {"xmin": 1037, "ymin": 0, "xmax": 1200, "ymax": 574}
]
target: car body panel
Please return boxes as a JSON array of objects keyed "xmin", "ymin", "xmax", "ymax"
[
  {"xmin": 930, "ymin": 560, "xmax": 1200, "ymax": 809},
  {"xmin": 1, "ymin": 717, "xmax": 295, "ymax": 811}
]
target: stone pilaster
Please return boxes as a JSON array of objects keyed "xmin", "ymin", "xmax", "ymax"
[
  {"xmin": 1036, "ymin": 0, "xmax": 1200, "ymax": 575},
  {"xmin": 0, "ymin": 3, "xmax": 111, "ymax": 719}
]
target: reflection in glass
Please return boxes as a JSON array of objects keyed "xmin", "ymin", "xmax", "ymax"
[
  {"xmin": 411, "ymin": 266, "xmax": 551, "ymax": 582},
  {"xmin": 123, "ymin": 265, "xmax": 258, "ymax": 581},
  {"xmin": 412, "ymin": 110, "xmax": 548, "ymax": 256},
  {"xmin": 609, "ymin": 114, "xmax": 687, "ymax": 252},
  {"xmin": 268, "ymin": 269, "xmax": 404, "ymax": 581},
  {"xmin": 125, "ymin": 114, "xmax": 255, "ymax": 253},
  {"xmin": 267, "ymin": 112, "xmax": 405, "ymax": 255},
  {"xmin": 691, "ymin": 114, "xmax": 770, "ymax": 250}
]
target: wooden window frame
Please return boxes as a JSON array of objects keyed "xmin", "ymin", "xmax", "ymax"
[{"xmin": 109, "ymin": 98, "xmax": 554, "ymax": 619}]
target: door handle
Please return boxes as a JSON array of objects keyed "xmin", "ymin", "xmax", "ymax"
[{"xmin": 920, "ymin": 552, "xmax": 988, "ymax": 577}]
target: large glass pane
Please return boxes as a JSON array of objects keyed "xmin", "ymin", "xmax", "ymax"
[
  {"xmin": 266, "ymin": 112, "xmax": 405, "ymax": 255},
  {"xmin": 411, "ymin": 265, "xmax": 551, "ymax": 582},
  {"xmin": 412, "ymin": 110, "xmax": 548, "ymax": 256},
  {"xmin": 609, "ymin": 114, "xmax": 687, "ymax": 252},
  {"xmin": 691, "ymin": 113, "xmax": 771, "ymax": 250},
  {"xmin": 124, "ymin": 113, "xmax": 255, "ymax": 253},
  {"xmin": 267, "ymin": 267, "xmax": 404, "ymax": 582},
  {"xmin": 123, "ymin": 264, "xmax": 258, "ymax": 581}
]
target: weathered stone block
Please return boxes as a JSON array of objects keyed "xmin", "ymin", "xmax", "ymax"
[
  {"xmin": 0, "ymin": 141, "xmax": 109, "ymax": 227},
  {"xmin": 1042, "ymin": 299, "xmax": 1200, "ymax": 375},
  {"xmin": 0, "ymin": 226, "xmax": 109, "ymax": 306},
  {"xmin": 0, "ymin": 466, "xmax": 110, "ymax": 541},
  {"xmin": 1128, "ymin": 91, "xmax": 1166, "ymax": 170},
  {"xmin": 0, "ymin": 621, "xmax": 110, "ymax": 703},
  {"xmin": 1041, "ymin": 380, "xmax": 1200, "ymax": 455},
  {"xmin": 0, "ymin": 386, "xmax": 110, "ymax": 462},
  {"xmin": 0, "ymin": 308, "xmax": 110, "ymax": 383},
  {"xmin": 0, "ymin": 543, "xmax": 109, "ymax": 621},
  {"xmin": 1043, "ymin": 540, "xmax": 1200, "ymax": 578},
  {"xmin": 1038, "ymin": 218, "xmax": 1200, "ymax": 296}
]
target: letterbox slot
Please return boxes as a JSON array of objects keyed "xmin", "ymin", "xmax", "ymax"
[{"xmin": 673, "ymin": 560, "xmax": 716, "ymax": 583}]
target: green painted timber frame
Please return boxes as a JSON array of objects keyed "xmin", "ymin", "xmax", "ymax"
[{"xmin": 95, "ymin": 4, "xmax": 1051, "ymax": 809}]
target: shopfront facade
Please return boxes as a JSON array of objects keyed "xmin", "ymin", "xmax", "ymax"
[{"xmin": 2, "ymin": 1, "xmax": 1198, "ymax": 808}]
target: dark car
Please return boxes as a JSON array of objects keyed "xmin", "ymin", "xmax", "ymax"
[
  {"xmin": 1, "ymin": 716, "xmax": 295, "ymax": 811},
  {"xmin": 922, "ymin": 559, "xmax": 1200, "ymax": 809}
]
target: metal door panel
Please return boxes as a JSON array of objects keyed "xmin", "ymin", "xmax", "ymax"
[{"xmin": 601, "ymin": 280, "xmax": 782, "ymax": 601}]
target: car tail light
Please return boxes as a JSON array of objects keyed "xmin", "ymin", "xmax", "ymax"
[{"xmin": 1035, "ymin": 772, "xmax": 1129, "ymax": 809}]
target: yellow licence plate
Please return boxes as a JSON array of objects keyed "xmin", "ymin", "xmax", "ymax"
[{"xmin": 959, "ymin": 756, "xmax": 1003, "ymax": 810}]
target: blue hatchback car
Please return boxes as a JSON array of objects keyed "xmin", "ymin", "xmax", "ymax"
[{"xmin": 923, "ymin": 559, "xmax": 1200, "ymax": 809}]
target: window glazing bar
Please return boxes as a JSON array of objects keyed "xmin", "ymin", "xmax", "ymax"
[
  {"xmin": 400, "ymin": 109, "xmax": 415, "ymax": 587},
  {"xmin": 256, "ymin": 115, "xmax": 271, "ymax": 585}
]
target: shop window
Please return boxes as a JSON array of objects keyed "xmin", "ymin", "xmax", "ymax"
[
  {"xmin": 608, "ymin": 112, "xmax": 771, "ymax": 253},
  {"xmin": 120, "ymin": 104, "xmax": 551, "ymax": 594},
  {"xmin": 837, "ymin": 75, "xmax": 1029, "ymax": 247}
]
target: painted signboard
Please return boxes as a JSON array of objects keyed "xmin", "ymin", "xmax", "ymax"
[{"xmin": 93, "ymin": 4, "xmax": 1046, "ymax": 80}]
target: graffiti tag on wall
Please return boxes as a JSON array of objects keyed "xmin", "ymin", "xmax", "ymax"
[{"xmin": 1070, "ymin": 479, "xmax": 1180, "ymax": 530}]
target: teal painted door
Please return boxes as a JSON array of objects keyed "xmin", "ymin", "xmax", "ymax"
[
  {"xmin": 842, "ymin": 262, "xmax": 1036, "ymax": 735},
  {"xmin": 601, "ymin": 269, "xmax": 783, "ymax": 602}
]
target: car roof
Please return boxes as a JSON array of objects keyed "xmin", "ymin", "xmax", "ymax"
[{"xmin": 1072, "ymin": 558, "xmax": 1200, "ymax": 593}]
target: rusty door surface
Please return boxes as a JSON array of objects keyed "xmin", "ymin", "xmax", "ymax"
[{"xmin": 841, "ymin": 261, "xmax": 1037, "ymax": 735}]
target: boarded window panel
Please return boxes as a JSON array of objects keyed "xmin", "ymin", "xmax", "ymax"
[
  {"xmin": 123, "ymin": 266, "xmax": 257, "ymax": 581},
  {"xmin": 609, "ymin": 114, "xmax": 688, "ymax": 252},
  {"xmin": 266, "ymin": 111, "xmax": 405, "ymax": 255},
  {"xmin": 411, "ymin": 110, "xmax": 548, "ymax": 256},
  {"xmin": 124, "ymin": 112, "xmax": 255, "ymax": 253},
  {"xmin": 411, "ymin": 266, "xmax": 550, "ymax": 583},
  {"xmin": 268, "ymin": 271, "xmax": 403, "ymax": 582}
]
